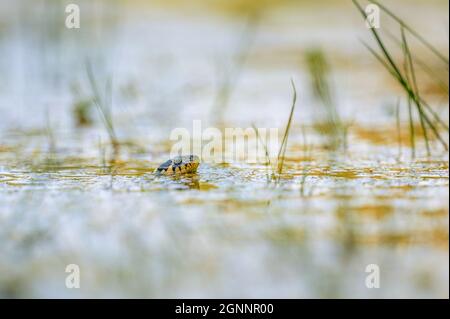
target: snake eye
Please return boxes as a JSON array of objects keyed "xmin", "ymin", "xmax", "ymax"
[{"xmin": 173, "ymin": 156, "xmax": 182, "ymax": 165}]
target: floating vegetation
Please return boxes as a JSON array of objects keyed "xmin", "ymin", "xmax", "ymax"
[{"xmin": 276, "ymin": 79, "xmax": 297, "ymax": 178}]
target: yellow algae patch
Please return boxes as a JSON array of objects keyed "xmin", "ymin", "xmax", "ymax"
[
  {"xmin": 355, "ymin": 233, "xmax": 413, "ymax": 247},
  {"xmin": 352, "ymin": 204, "xmax": 394, "ymax": 220},
  {"xmin": 420, "ymin": 208, "xmax": 449, "ymax": 218},
  {"xmin": 199, "ymin": 182, "xmax": 218, "ymax": 191},
  {"xmin": 0, "ymin": 145, "xmax": 16, "ymax": 152},
  {"xmin": 307, "ymin": 168, "xmax": 359, "ymax": 179},
  {"xmin": 353, "ymin": 126, "xmax": 393, "ymax": 145},
  {"xmin": 354, "ymin": 124, "xmax": 443, "ymax": 146},
  {"xmin": 335, "ymin": 204, "xmax": 393, "ymax": 221},
  {"xmin": 265, "ymin": 227, "xmax": 306, "ymax": 243},
  {"xmin": 355, "ymin": 229, "xmax": 449, "ymax": 250}
]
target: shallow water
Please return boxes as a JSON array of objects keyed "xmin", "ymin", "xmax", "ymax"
[{"xmin": 0, "ymin": 0, "xmax": 448, "ymax": 298}]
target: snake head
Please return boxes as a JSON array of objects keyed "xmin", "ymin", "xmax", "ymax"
[
  {"xmin": 183, "ymin": 155, "xmax": 200, "ymax": 171},
  {"xmin": 155, "ymin": 155, "xmax": 201, "ymax": 175}
]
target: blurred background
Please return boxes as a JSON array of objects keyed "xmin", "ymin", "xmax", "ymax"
[{"xmin": 0, "ymin": 0, "xmax": 448, "ymax": 298}]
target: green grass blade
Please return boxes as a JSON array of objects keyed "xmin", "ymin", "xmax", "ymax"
[
  {"xmin": 407, "ymin": 97, "xmax": 416, "ymax": 159},
  {"xmin": 401, "ymin": 27, "xmax": 430, "ymax": 156},
  {"xmin": 371, "ymin": 0, "xmax": 449, "ymax": 66},
  {"xmin": 277, "ymin": 79, "xmax": 297, "ymax": 177},
  {"xmin": 395, "ymin": 98, "xmax": 402, "ymax": 158}
]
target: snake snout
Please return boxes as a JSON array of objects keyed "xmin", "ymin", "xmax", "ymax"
[{"xmin": 190, "ymin": 155, "xmax": 200, "ymax": 163}]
